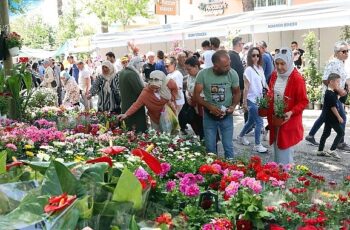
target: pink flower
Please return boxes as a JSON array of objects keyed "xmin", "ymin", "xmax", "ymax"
[
  {"xmin": 134, "ymin": 167, "xmax": 149, "ymax": 180},
  {"xmin": 160, "ymin": 163, "xmax": 171, "ymax": 178},
  {"xmin": 240, "ymin": 177, "xmax": 262, "ymax": 194},
  {"xmin": 211, "ymin": 163, "xmax": 222, "ymax": 173},
  {"xmin": 223, "ymin": 169, "xmax": 244, "ymax": 179},
  {"xmin": 184, "ymin": 184, "xmax": 200, "ymax": 197},
  {"xmin": 270, "ymin": 177, "xmax": 285, "ymax": 188},
  {"xmin": 225, "ymin": 181, "xmax": 240, "ymax": 198},
  {"xmin": 166, "ymin": 180, "xmax": 176, "ymax": 192},
  {"xmin": 5, "ymin": 143, "xmax": 17, "ymax": 151}
]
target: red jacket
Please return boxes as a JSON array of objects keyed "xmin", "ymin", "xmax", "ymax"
[{"xmin": 267, "ymin": 68, "xmax": 309, "ymax": 149}]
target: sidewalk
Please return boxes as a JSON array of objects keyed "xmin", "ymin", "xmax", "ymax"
[{"xmin": 221, "ymin": 109, "xmax": 350, "ymax": 182}]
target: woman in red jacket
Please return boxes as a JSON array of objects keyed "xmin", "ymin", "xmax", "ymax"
[{"xmin": 267, "ymin": 47, "xmax": 308, "ymax": 164}]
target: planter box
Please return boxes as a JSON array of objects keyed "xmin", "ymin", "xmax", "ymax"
[
  {"xmin": 258, "ymin": 108, "xmax": 268, "ymax": 117},
  {"xmin": 314, "ymin": 102, "xmax": 322, "ymax": 110},
  {"xmin": 272, "ymin": 115, "xmax": 284, "ymax": 127},
  {"xmin": 307, "ymin": 102, "xmax": 314, "ymax": 110},
  {"xmin": 8, "ymin": 47, "xmax": 19, "ymax": 56}
]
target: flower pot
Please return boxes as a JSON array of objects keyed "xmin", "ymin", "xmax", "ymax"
[
  {"xmin": 272, "ymin": 115, "xmax": 284, "ymax": 127},
  {"xmin": 258, "ymin": 108, "xmax": 268, "ymax": 117},
  {"xmin": 307, "ymin": 102, "xmax": 314, "ymax": 110},
  {"xmin": 314, "ymin": 102, "xmax": 322, "ymax": 110},
  {"xmin": 8, "ymin": 47, "xmax": 19, "ymax": 56}
]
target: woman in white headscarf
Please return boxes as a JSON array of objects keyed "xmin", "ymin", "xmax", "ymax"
[
  {"xmin": 267, "ymin": 47, "xmax": 308, "ymax": 164},
  {"xmin": 88, "ymin": 60, "xmax": 120, "ymax": 113},
  {"xmin": 118, "ymin": 70, "xmax": 178, "ymax": 131},
  {"xmin": 60, "ymin": 71, "xmax": 80, "ymax": 107}
]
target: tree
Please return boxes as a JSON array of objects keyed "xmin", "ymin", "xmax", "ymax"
[
  {"xmin": 56, "ymin": 0, "xmax": 79, "ymax": 45},
  {"xmin": 86, "ymin": 0, "xmax": 151, "ymax": 33},
  {"xmin": 11, "ymin": 14, "xmax": 56, "ymax": 49},
  {"xmin": 340, "ymin": 25, "xmax": 350, "ymax": 42},
  {"xmin": 242, "ymin": 0, "xmax": 254, "ymax": 12}
]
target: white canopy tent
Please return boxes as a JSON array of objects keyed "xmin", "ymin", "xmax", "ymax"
[{"xmin": 91, "ymin": 0, "xmax": 350, "ymax": 49}]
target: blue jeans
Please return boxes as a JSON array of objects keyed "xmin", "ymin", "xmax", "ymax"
[
  {"xmin": 239, "ymin": 100, "xmax": 263, "ymax": 145},
  {"xmin": 309, "ymin": 100, "xmax": 346, "ymax": 143},
  {"xmin": 203, "ymin": 110, "xmax": 234, "ymax": 158}
]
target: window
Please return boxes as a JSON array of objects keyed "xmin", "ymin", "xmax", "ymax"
[{"xmin": 255, "ymin": 0, "xmax": 287, "ymax": 7}]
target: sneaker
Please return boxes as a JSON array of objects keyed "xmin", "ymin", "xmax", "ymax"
[
  {"xmin": 237, "ymin": 136, "xmax": 250, "ymax": 146},
  {"xmin": 316, "ymin": 150, "xmax": 331, "ymax": 157},
  {"xmin": 337, "ymin": 142, "xmax": 350, "ymax": 152},
  {"xmin": 327, "ymin": 150, "xmax": 341, "ymax": 159},
  {"xmin": 305, "ymin": 135, "xmax": 319, "ymax": 146},
  {"xmin": 254, "ymin": 144, "xmax": 268, "ymax": 153}
]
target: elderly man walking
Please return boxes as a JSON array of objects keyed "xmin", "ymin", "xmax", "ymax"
[{"xmin": 194, "ymin": 50, "xmax": 241, "ymax": 159}]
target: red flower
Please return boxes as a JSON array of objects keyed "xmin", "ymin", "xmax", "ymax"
[
  {"xmin": 199, "ymin": 164, "xmax": 220, "ymax": 174},
  {"xmin": 44, "ymin": 193, "xmax": 77, "ymax": 213},
  {"xmin": 236, "ymin": 219, "xmax": 253, "ymax": 230},
  {"xmin": 100, "ymin": 146, "xmax": 126, "ymax": 155},
  {"xmin": 339, "ymin": 194, "xmax": 348, "ymax": 202},
  {"xmin": 289, "ymin": 188, "xmax": 307, "ymax": 194},
  {"xmin": 86, "ymin": 156, "xmax": 113, "ymax": 167},
  {"xmin": 155, "ymin": 213, "xmax": 172, "ymax": 226},
  {"xmin": 112, "ymin": 128, "xmax": 123, "ymax": 135},
  {"xmin": 6, "ymin": 161, "xmax": 24, "ymax": 171},
  {"xmin": 346, "ymin": 175, "xmax": 350, "ymax": 181},
  {"xmin": 257, "ymin": 171, "xmax": 270, "ymax": 182},
  {"xmin": 266, "ymin": 206, "xmax": 276, "ymax": 212},
  {"xmin": 270, "ymin": 224, "xmax": 286, "ymax": 230},
  {"xmin": 131, "ymin": 148, "xmax": 162, "ymax": 174},
  {"xmin": 297, "ymin": 225, "xmax": 318, "ymax": 230},
  {"xmin": 304, "ymin": 180, "xmax": 310, "ymax": 187},
  {"xmin": 298, "ymin": 176, "xmax": 307, "ymax": 181}
]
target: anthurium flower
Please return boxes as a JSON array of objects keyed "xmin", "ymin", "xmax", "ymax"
[
  {"xmin": 131, "ymin": 148, "xmax": 162, "ymax": 175},
  {"xmin": 155, "ymin": 213, "xmax": 173, "ymax": 226},
  {"xmin": 86, "ymin": 156, "xmax": 113, "ymax": 167},
  {"xmin": 270, "ymin": 224, "xmax": 285, "ymax": 230},
  {"xmin": 44, "ymin": 193, "xmax": 77, "ymax": 213},
  {"xmin": 100, "ymin": 146, "xmax": 126, "ymax": 155},
  {"xmin": 6, "ymin": 161, "xmax": 24, "ymax": 171}
]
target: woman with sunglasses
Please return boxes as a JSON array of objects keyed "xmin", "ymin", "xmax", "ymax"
[
  {"xmin": 237, "ymin": 47, "xmax": 268, "ymax": 153},
  {"xmin": 267, "ymin": 47, "xmax": 308, "ymax": 164}
]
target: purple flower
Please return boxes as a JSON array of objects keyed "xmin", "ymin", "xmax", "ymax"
[
  {"xmin": 5, "ymin": 143, "xmax": 17, "ymax": 151},
  {"xmin": 175, "ymin": 172, "xmax": 185, "ymax": 179},
  {"xmin": 225, "ymin": 181, "xmax": 240, "ymax": 198},
  {"xmin": 202, "ymin": 224, "xmax": 213, "ymax": 230},
  {"xmin": 160, "ymin": 162, "xmax": 171, "ymax": 178},
  {"xmin": 166, "ymin": 180, "xmax": 176, "ymax": 192},
  {"xmin": 134, "ymin": 167, "xmax": 149, "ymax": 180}
]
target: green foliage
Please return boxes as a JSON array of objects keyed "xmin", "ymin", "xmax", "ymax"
[
  {"xmin": 303, "ymin": 31, "xmax": 322, "ymax": 102},
  {"xmin": 112, "ymin": 168, "xmax": 142, "ymax": 210},
  {"xmin": 340, "ymin": 25, "xmax": 350, "ymax": 42},
  {"xmin": 85, "ymin": 0, "xmax": 151, "ymax": 32},
  {"xmin": 8, "ymin": 0, "xmax": 26, "ymax": 14},
  {"xmin": 56, "ymin": 0, "xmax": 79, "ymax": 45},
  {"xmin": 256, "ymin": 96, "xmax": 269, "ymax": 109},
  {"xmin": 11, "ymin": 14, "xmax": 56, "ymax": 49},
  {"xmin": 0, "ymin": 151, "xmax": 6, "ymax": 175},
  {"xmin": 274, "ymin": 96, "xmax": 285, "ymax": 118}
]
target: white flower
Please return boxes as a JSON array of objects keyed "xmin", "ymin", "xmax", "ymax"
[
  {"xmin": 65, "ymin": 150, "xmax": 74, "ymax": 155},
  {"xmin": 206, "ymin": 157, "xmax": 214, "ymax": 164},
  {"xmin": 194, "ymin": 152, "xmax": 201, "ymax": 156},
  {"xmin": 114, "ymin": 162, "xmax": 124, "ymax": 169},
  {"xmin": 55, "ymin": 158, "xmax": 64, "ymax": 163},
  {"xmin": 127, "ymin": 155, "xmax": 141, "ymax": 163},
  {"xmin": 37, "ymin": 151, "xmax": 50, "ymax": 161}
]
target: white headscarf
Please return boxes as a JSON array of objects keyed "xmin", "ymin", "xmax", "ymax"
[
  {"xmin": 101, "ymin": 60, "xmax": 116, "ymax": 94},
  {"xmin": 275, "ymin": 47, "xmax": 295, "ymax": 78},
  {"xmin": 127, "ymin": 56, "xmax": 145, "ymax": 86},
  {"xmin": 149, "ymin": 70, "xmax": 172, "ymax": 100}
]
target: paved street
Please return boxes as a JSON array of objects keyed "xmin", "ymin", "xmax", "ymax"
[{"xmin": 216, "ymin": 109, "xmax": 350, "ymax": 182}]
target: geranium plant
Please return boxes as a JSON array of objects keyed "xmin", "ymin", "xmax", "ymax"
[{"xmin": 6, "ymin": 32, "xmax": 22, "ymax": 49}]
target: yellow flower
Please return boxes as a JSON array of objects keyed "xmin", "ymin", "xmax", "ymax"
[
  {"xmin": 146, "ymin": 144, "xmax": 155, "ymax": 153},
  {"xmin": 24, "ymin": 144, "xmax": 33, "ymax": 150},
  {"xmin": 25, "ymin": 151, "xmax": 34, "ymax": 157},
  {"xmin": 296, "ymin": 165, "xmax": 309, "ymax": 172},
  {"xmin": 74, "ymin": 156, "xmax": 85, "ymax": 162}
]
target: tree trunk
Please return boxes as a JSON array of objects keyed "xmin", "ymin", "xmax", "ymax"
[
  {"xmin": 0, "ymin": 0, "xmax": 13, "ymax": 75},
  {"xmin": 101, "ymin": 21, "xmax": 109, "ymax": 33},
  {"xmin": 57, "ymin": 0, "xmax": 63, "ymax": 16},
  {"xmin": 242, "ymin": 0, "xmax": 254, "ymax": 12}
]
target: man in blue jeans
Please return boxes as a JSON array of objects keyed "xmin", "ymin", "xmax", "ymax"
[
  {"xmin": 194, "ymin": 50, "xmax": 241, "ymax": 159},
  {"xmin": 305, "ymin": 41, "xmax": 350, "ymax": 151}
]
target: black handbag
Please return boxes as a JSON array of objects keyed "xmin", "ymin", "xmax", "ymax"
[
  {"xmin": 51, "ymin": 80, "xmax": 57, "ymax": 88},
  {"xmin": 339, "ymin": 84, "xmax": 349, "ymax": 104}
]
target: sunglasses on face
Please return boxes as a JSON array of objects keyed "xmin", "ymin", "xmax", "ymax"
[
  {"xmin": 281, "ymin": 49, "xmax": 288, "ymax": 54},
  {"xmin": 339, "ymin": 49, "xmax": 349, "ymax": 54},
  {"xmin": 251, "ymin": 54, "xmax": 260, "ymax": 58}
]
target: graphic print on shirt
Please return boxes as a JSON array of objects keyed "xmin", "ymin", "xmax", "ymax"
[{"xmin": 211, "ymin": 83, "xmax": 226, "ymax": 102}]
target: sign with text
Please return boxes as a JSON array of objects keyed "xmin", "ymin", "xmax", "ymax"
[{"xmin": 155, "ymin": 0, "xmax": 177, "ymax": 15}]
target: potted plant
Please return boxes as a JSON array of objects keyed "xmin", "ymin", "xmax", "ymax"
[
  {"xmin": 272, "ymin": 96, "xmax": 285, "ymax": 127},
  {"xmin": 6, "ymin": 32, "xmax": 22, "ymax": 56},
  {"xmin": 313, "ymin": 87, "xmax": 322, "ymax": 110},
  {"xmin": 257, "ymin": 96, "xmax": 269, "ymax": 117}
]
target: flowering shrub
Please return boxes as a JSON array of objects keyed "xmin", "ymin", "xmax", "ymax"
[
  {"xmin": 6, "ymin": 32, "xmax": 22, "ymax": 49},
  {"xmin": 26, "ymin": 88, "xmax": 58, "ymax": 110}
]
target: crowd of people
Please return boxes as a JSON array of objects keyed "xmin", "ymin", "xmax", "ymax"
[{"xmin": 20, "ymin": 37, "xmax": 350, "ymax": 165}]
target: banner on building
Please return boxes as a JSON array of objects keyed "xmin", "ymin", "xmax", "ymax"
[{"xmin": 155, "ymin": 0, "xmax": 177, "ymax": 15}]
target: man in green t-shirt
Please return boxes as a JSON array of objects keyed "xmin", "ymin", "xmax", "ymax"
[{"xmin": 194, "ymin": 50, "xmax": 240, "ymax": 159}]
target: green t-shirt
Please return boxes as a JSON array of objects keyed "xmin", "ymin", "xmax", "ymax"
[{"xmin": 196, "ymin": 68, "xmax": 239, "ymax": 107}]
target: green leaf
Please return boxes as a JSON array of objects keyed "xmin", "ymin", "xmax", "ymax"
[
  {"xmin": 112, "ymin": 168, "xmax": 142, "ymax": 210},
  {"xmin": 76, "ymin": 195, "xmax": 93, "ymax": 219},
  {"xmin": 22, "ymin": 70, "xmax": 32, "ymax": 92},
  {"xmin": 46, "ymin": 201, "xmax": 80, "ymax": 230},
  {"xmin": 79, "ymin": 162, "xmax": 109, "ymax": 183},
  {"xmin": 41, "ymin": 160, "xmax": 85, "ymax": 197},
  {"xmin": 129, "ymin": 215, "xmax": 140, "ymax": 230},
  {"xmin": 0, "ymin": 151, "xmax": 6, "ymax": 174},
  {"xmin": 23, "ymin": 161, "xmax": 77, "ymax": 175}
]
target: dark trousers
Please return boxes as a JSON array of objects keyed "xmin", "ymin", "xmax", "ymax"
[
  {"xmin": 318, "ymin": 121, "xmax": 344, "ymax": 151},
  {"xmin": 310, "ymin": 100, "xmax": 346, "ymax": 143}
]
